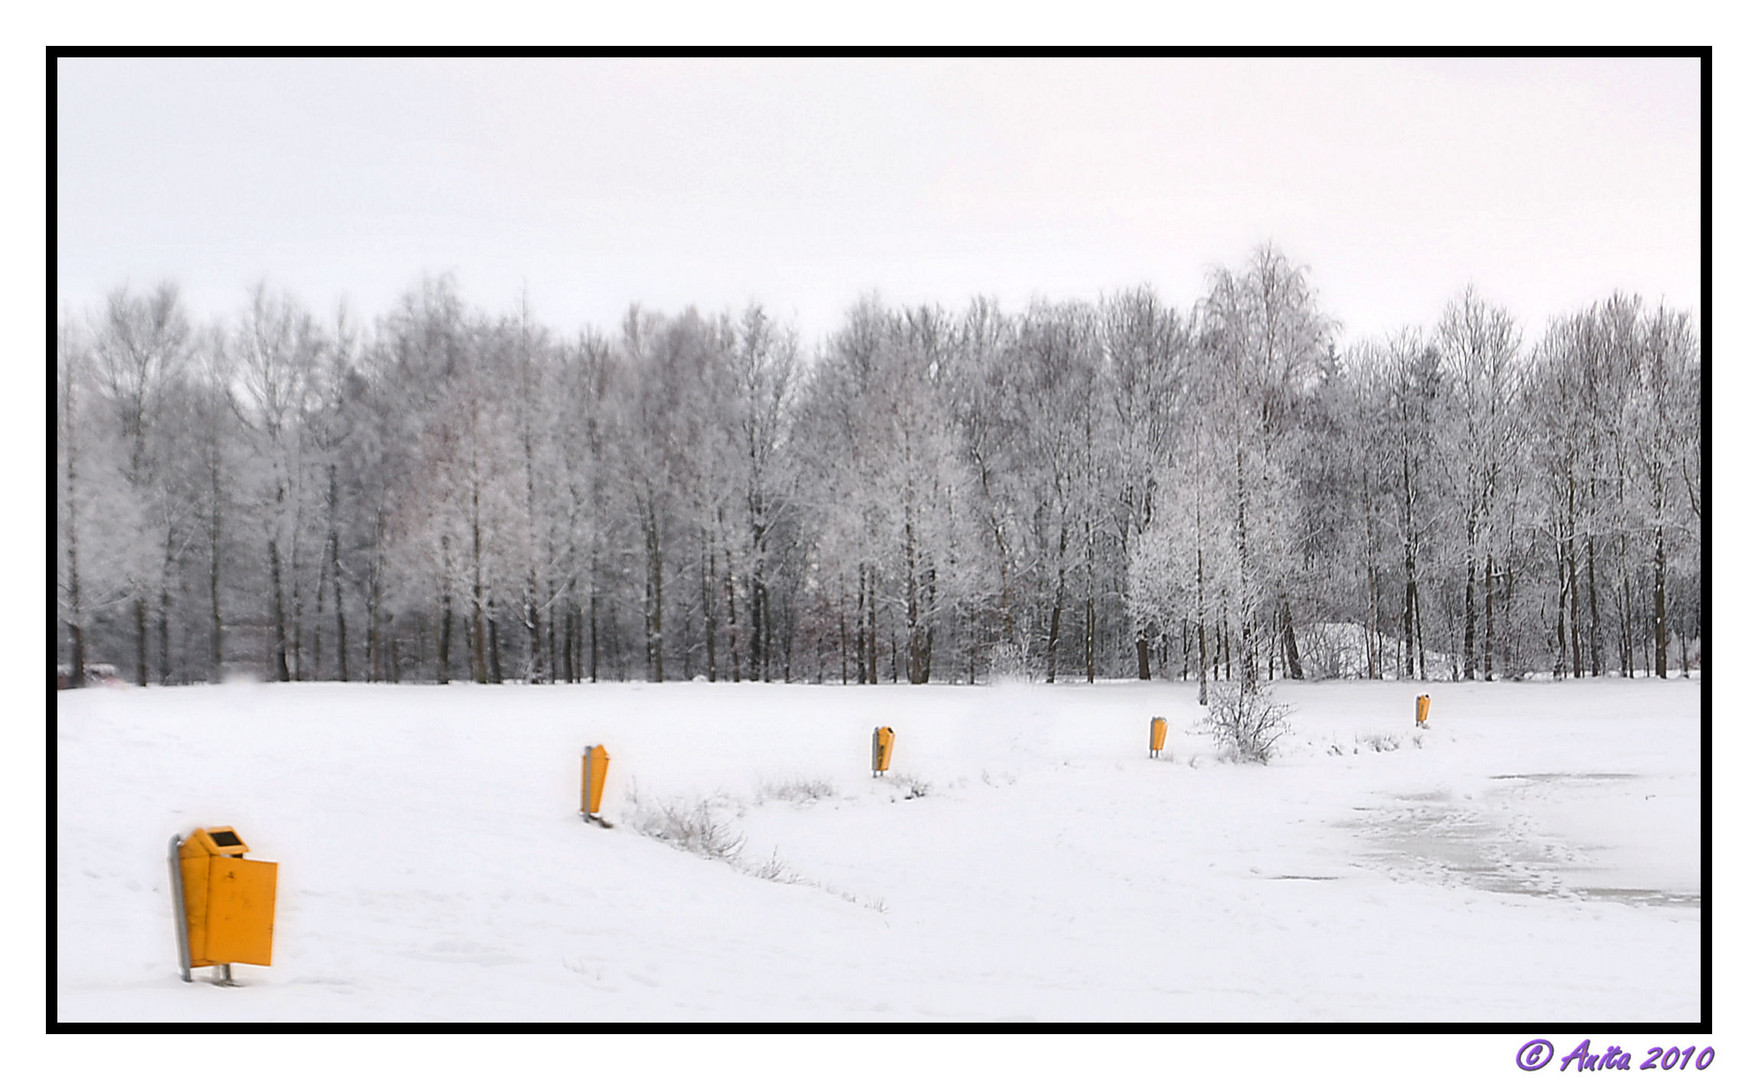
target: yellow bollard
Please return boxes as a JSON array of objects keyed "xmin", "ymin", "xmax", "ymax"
[
  {"xmin": 872, "ymin": 726, "xmax": 895, "ymax": 776},
  {"xmin": 581, "ymin": 744, "xmax": 611, "ymax": 825},
  {"xmin": 169, "ymin": 827, "xmax": 277, "ymax": 985},
  {"xmin": 1149, "ymin": 716, "xmax": 1168, "ymax": 758},
  {"xmin": 1416, "ymin": 694, "xmax": 1431, "ymax": 728}
]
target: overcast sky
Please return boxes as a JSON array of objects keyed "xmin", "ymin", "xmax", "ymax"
[{"xmin": 56, "ymin": 56, "xmax": 1700, "ymax": 347}]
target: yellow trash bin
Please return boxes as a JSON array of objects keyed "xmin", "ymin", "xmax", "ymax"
[
  {"xmin": 1416, "ymin": 694, "xmax": 1431, "ymax": 728},
  {"xmin": 872, "ymin": 726, "xmax": 895, "ymax": 776},
  {"xmin": 1149, "ymin": 716, "xmax": 1168, "ymax": 758},
  {"xmin": 581, "ymin": 744, "xmax": 611, "ymax": 824},
  {"xmin": 170, "ymin": 827, "xmax": 277, "ymax": 984}
]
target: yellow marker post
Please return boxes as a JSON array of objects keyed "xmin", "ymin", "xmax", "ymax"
[
  {"xmin": 1149, "ymin": 716, "xmax": 1168, "ymax": 758},
  {"xmin": 872, "ymin": 726, "xmax": 895, "ymax": 777},
  {"xmin": 581, "ymin": 744, "xmax": 611, "ymax": 826},
  {"xmin": 169, "ymin": 827, "xmax": 277, "ymax": 985},
  {"xmin": 1416, "ymin": 694, "xmax": 1431, "ymax": 728}
]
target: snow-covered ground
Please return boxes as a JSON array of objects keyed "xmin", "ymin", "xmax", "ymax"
[{"xmin": 56, "ymin": 677, "xmax": 1700, "ymax": 1024}]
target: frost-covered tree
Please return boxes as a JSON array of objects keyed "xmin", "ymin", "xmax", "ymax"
[
  {"xmin": 56, "ymin": 251, "xmax": 1698, "ymax": 687},
  {"xmin": 1099, "ymin": 286, "xmax": 1192, "ymax": 679},
  {"xmin": 1198, "ymin": 245, "xmax": 1333, "ymax": 690},
  {"xmin": 1433, "ymin": 288, "xmax": 1522, "ymax": 680},
  {"xmin": 89, "ymin": 283, "xmax": 193, "ymax": 685}
]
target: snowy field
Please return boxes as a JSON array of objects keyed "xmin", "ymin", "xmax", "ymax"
[{"xmin": 55, "ymin": 677, "xmax": 1700, "ymax": 1024}]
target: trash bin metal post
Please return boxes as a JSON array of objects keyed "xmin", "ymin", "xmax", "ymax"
[{"xmin": 169, "ymin": 833, "xmax": 193, "ymax": 982}]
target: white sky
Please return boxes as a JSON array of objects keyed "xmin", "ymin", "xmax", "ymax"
[{"xmin": 56, "ymin": 57, "xmax": 1699, "ymax": 347}]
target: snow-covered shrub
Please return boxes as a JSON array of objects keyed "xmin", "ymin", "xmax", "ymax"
[
  {"xmin": 627, "ymin": 789, "xmax": 746, "ymax": 860},
  {"xmin": 1198, "ymin": 683, "xmax": 1293, "ymax": 764},
  {"xmin": 746, "ymin": 846, "xmax": 796, "ymax": 882},
  {"xmin": 986, "ymin": 641, "xmax": 1035, "ymax": 683},
  {"xmin": 1357, "ymin": 732, "xmax": 1401, "ymax": 753},
  {"xmin": 757, "ymin": 777, "xmax": 837, "ymax": 804},
  {"xmin": 888, "ymin": 773, "xmax": 932, "ymax": 799},
  {"xmin": 1295, "ymin": 623, "xmax": 1370, "ymax": 680}
]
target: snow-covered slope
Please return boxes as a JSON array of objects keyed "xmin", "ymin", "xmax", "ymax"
[{"xmin": 55, "ymin": 678, "xmax": 1700, "ymax": 1023}]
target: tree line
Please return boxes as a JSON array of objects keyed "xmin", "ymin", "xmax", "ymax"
[{"xmin": 55, "ymin": 245, "xmax": 1701, "ymax": 691}]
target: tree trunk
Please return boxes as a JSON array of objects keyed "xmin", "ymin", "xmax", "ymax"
[
  {"xmin": 329, "ymin": 525, "xmax": 347, "ymax": 683},
  {"xmin": 561, "ymin": 596, "xmax": 576, "ymax": 684},
  {"xmin": 289, "ymin": 524, "xmax": 304, "ymax": 681},
  {"xmin": 1402, "ymin": 558, "xmax": 1416, "ymax": 681},
  {"xmin": 1463, "ymin": 504, "xmax": 1477, "ymax": 680},
  {"xmin": 1621, "ymin": 550, "xmax": 1635, "ymax": 678},
  {"xmin": 1278, "ymin": 591, "xmax": 1303, "ymax": 680},
  {"xmin": 589, "ymin": 548, "xmax": 601, "ymax": 683},
  {"xmin": 1048, "ymin": 523, "xmax": 1067, "ymax": 684},
  {"xmin": 488, "ymin": 602, "xmax": 504, "ymax": 683},
  {"xmin": 1361, "ymin": 460, "xmax": 1378, "ymax": 681},
  {"xmin": 1235, "ymin": 447, "xmax": 1257, "ymax": 694},
  {"xmin": 62, "ymin": 359, "xmax": 88, "ymax": 688},
  {"xmin": 1587, "ymin": 534, "xmax": 1603, "ymax": 677},
  {"xmin": 1567, "ymin": 473, "xmax": 1583, "ymax": 679},
  {"xmin": 471, "ymin": 482, "xmax": 488, "ymax": 683},
  {"xmin": 525, "ymin": 574, "xmax": 542, "ymax": 685},
  {"xmin": 546, "ymin": 576, "xmax": 559, "ymax": 681},
  {"xmin": 438, "ymin": 596, "xmax": 453, "ymax": 686},
  {"xmin": 269, "ymin": 538, "xmax": 291, "ymax": 682},
  {"xmin": 866, "ymin": 564, "xmax": 878, "ymax": 685},
  {"xmin": 855, "ymin": 568, "xmax": 868, "ymax": 684},
  {"xmin": 1415, "ymin": 580, "xmax": 1428, "ymax": 681},
  {"xmin": 158, "ymin": 577, "xmax": 172, "ymax": 685},
  {"xmin": 1555, "ymin": 538, "xmax": 1568, "ymax": 679},
  {"xmin": 1221, "ymin": 612, "xmax": 1231, "ymax": 682},
  {"xmin": 1653, "ymin": 524, "xmax": 1668, "ymax": 679},
  {"xmin": 368, "ymin": 511, "xmax": 385, "ymax": 682},
  {"xmin": 906, "ymin": 509, "xmax": 928, "ymax": 684},
  {"xmin": 924, "ymin": 566, "xmax": 936, "ymax": 684},
  {"xmin": 209, "ymin": 451, "xmax": 225, "ymax": 682},
  {"xmin": 134, "ymin": 595, "xmax": 149, "ymax": 686},
  {"xmin": 748, "ymin": 572, "xmax": 764, "ymax": 683},
  {"xmin": 1083, "ymin": 546, "xmax": 1096, "ymax": 684},
  {"xmin": 701, "ymin": 530, "xmax": 717, "ymax": 682},
  {"xmin": 1196, "ymin": 546, "xmax": 1209, "ymax": 705},
  {"xmin": 1482, "ymin": 552, "xmax": 1495, "ymax": 682},
  {"xmin": 66, "ymin": 437, "xmax": 86, "ymax": 682}
]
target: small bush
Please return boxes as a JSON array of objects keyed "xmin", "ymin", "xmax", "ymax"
[
  {"xmin": 757, "ymin": 777, "xmax": 837, "ymax": 804},
  {"xmin": 627, "ymin": 788, "xmax": 746, "ymax": 860},
  {"xmin": 745, "ymin": 846, "xmax": 796, "ymax": 882},
  {"xmin": 986, "ymin": 641, "xmax": 1035, "ymax": 683},
  {"xmin": 1198, "ymin": 683, "xmax": 1294, "ymax": 763},
  {"xmin": 1357, "ymin": 732, "xmax": 1402, "ymax": 753},
  {"xmin": 889, "ymin": 773, "xmax": 931, "ymax": 799}
]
